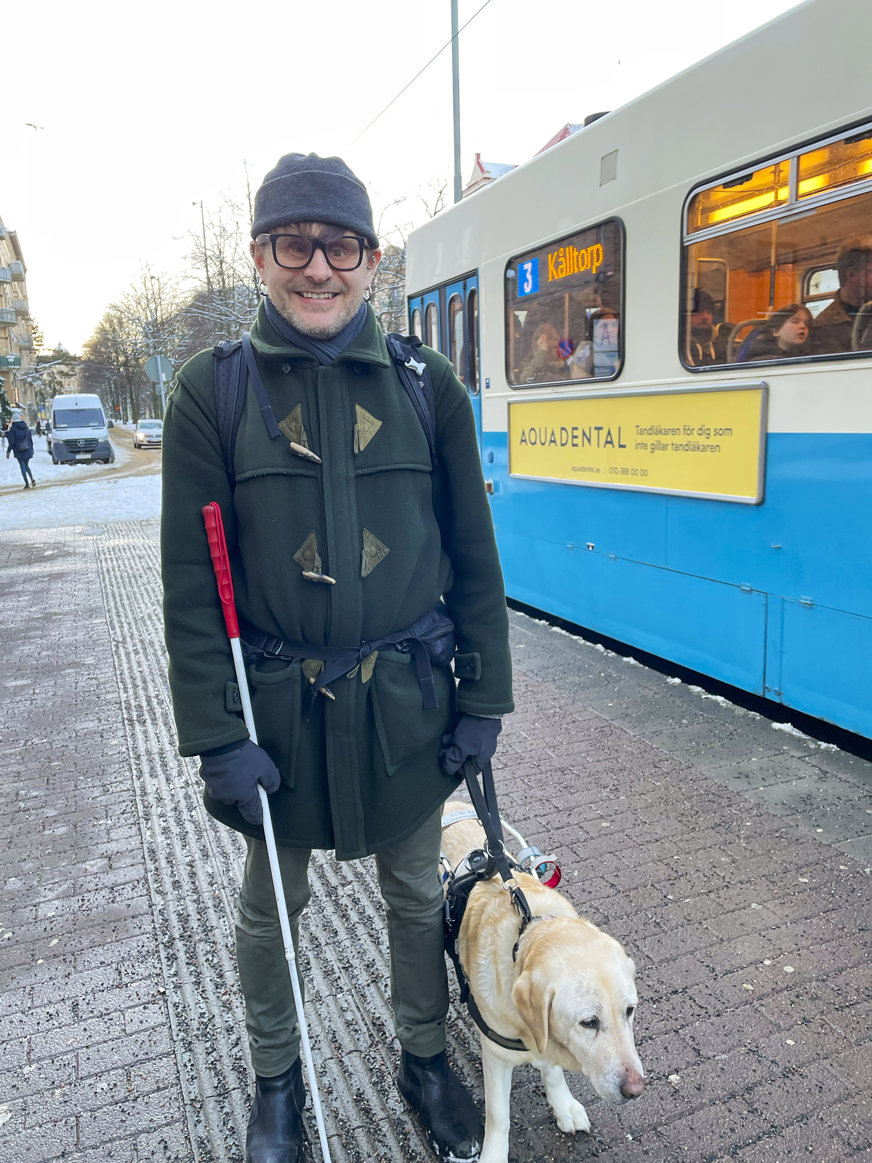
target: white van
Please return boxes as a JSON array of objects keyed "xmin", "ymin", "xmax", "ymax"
[{"xmin": 48, "ymin": 393, "xmax": 115, "ymax": 465}]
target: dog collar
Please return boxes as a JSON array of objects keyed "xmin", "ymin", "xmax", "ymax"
[{"xmin": 512, "ymin": 913, "xmax": 557, "ymax": 962}]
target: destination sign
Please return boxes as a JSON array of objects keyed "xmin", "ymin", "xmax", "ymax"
[{"xmin": 547, "ymin": 242, "xmax": 604, "ymax": 283}]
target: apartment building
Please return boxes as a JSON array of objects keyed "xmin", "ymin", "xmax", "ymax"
[{"xmin": 0, "ymin": 216, "xmax": 36, "ymax": 416}]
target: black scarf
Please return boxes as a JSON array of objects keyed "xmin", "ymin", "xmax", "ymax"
[{"xmin": 264, "ymin": 298, "xmax": 367, "ymax": 366}]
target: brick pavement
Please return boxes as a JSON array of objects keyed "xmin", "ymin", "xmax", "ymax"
[
  {"xmin": 1, "ymin": 519, "xmax": 870, "ymax": 1162},
  {"xmin": 1, "ymin": 526, "xmax": 190, "ymax": 1162}
]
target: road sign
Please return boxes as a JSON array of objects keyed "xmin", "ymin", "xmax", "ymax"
[{"xmin": 145, "ymin": 354, "xmax": 173, "ymax": 383}]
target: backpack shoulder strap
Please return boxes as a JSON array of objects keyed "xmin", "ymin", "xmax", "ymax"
[
  {"xmin": 212, "ymin": 340, "xmax": 246, "ymax": 478},
  {"xmin": 386, "ymin": 333, "xmax": 438, "ymax": 468},
  {"xmin": 215, "ymin": 331, "xmax": 439, "ymax": 476}
]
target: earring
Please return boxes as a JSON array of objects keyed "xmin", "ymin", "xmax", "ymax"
[{"xmin": 364, "ymin": 286, "xmax": 372, "ymax": 302}]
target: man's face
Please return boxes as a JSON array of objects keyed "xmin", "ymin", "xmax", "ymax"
[
  {"xmin": 252, "ymin": 221, "xmax": 381, "ymax": 338},
  {"xmin": 843, "ymin": 253, "xmax": 872, "ymax": 307}
]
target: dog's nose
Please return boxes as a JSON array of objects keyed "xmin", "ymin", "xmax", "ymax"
[{"xmin": 620, "ymin": 1069, "xmax": 645, "ymax": 1099}]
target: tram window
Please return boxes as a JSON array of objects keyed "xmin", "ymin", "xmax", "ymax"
[
  {"xmin": 467, "ymin": 288, "xmax": 480, "ymax": 395},
  {"xmin": 425, "ymin": 303, "xmax": 440, "ymax": 352},
  {"xmin": 798, "ymin": 131, "xmax": 872, "ymax": 200},
  {"xmin": 505, "ymin": 218, "xmax": 624, "ymax": 387},
  {"xmin": 683, "ymin": 124, "xmax": 872, "ymax": 367},
  {"xmin": 411, "ymin": 307, "xmax": 423, "ymax": 340},
  {"xmin": 448, "ymin": 294, "xmax": 464, "ymax": 382},
  {"xmin": 804, "ymin": 267, "xmax": 839, "ymax": 317},
  {"xmin": 687, "ymin": 162, "xmax": 787, "ymax": 235}
]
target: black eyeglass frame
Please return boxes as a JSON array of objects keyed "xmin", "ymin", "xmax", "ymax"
[{"xmin": 256, "ymin": 232, "xmax": 368, "ymax": 272}]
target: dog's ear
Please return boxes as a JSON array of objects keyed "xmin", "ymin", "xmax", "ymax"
[{"xmin": 512, "ymin": 972, "xmax": 554, "ymax": 1055}]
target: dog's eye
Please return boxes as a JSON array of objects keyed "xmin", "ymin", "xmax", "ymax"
[
  {"xmin": 626, "ymin": 1006, "xmax": 636, "ymax": 1019},
  {"xmin": 580, "ymin": 1017, "xmax": 599, "ymax": 1030}
]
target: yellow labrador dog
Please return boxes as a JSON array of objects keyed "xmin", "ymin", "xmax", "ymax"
[{"xmin": 442, "ymin": 802, "xmax": 644, "ymax": 1163}]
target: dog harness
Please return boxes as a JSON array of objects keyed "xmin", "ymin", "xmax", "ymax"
[{"xmin": 440, "ymin": 770, "xmax": 540, "ymax": 1054}]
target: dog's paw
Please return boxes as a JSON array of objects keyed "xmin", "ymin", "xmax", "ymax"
[{"xmin": 554, "ymin": 1098, "xmax": 591, "ymax": 1135}]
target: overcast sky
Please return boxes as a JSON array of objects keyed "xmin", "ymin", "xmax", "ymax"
[{"xmin": 7, "ymin": 0, "xmax": 799, "ymax": 353}]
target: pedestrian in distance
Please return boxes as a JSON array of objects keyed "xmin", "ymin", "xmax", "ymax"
[
  {"xmin": 161, "ymin": 152, "xmax": 514, "ymax": 1163},
  {"xmin": 6, "ymin": 409, "xmax": 36, "ymax": 489}
]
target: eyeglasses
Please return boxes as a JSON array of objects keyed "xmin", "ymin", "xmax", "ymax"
[{"xmin": 256, "ymin": 232, "xmax": 367, "ymax": 271}]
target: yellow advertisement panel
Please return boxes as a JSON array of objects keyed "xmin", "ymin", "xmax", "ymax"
[{"xmin": 509, "ymin": 385, "xmax": 767, "ymax": 503}]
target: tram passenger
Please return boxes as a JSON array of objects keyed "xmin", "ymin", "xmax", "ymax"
[
  {"xmin": 570, "ymin": 308, "xmax": 620, "ymax": 378},
  {"xmin": 591, "ymin": 308, "xmax": 620, "ymax": 376},
  {"xmin": 685, "ymin": 288, "xmax": 718, "ymax": 365},
  {"xmin": 811, "ymin": 235, "xmax": 872, "ymax": 354},
  {"xmin": 519, "ymin": 321, "xmax": 569, "ymax": 382},
  {"xmin": 735, "ymin": 303, "xmax": 813, "ymax": 362},
  {"xmin": 160, "ymin": 151, "xmax": 513, "ymax": 1163}
]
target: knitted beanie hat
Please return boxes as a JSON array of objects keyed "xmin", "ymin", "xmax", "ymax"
[{"xmin": 251, "ymin": 153, "xmax": 377, "ymax": 248}]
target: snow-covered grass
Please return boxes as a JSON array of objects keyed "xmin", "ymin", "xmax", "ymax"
[{"xmin": 1, "ymin": 434, "xmax": 161, "ymax": 530}]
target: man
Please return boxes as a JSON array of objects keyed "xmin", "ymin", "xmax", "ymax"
[
  {"xmin": 685, "ymin": 288, "xmax": 720, "ymax": 366},
  {"xmin": 161, "ymin": 153, "xmax": 513, "ymax": 1163},
  {"xmin": 5, "ymin": 409, "xmax": 36, "ymax": 488},
  {"xmin": 812, "ymin": 236, "xmax": 872, "ymax": 354}
]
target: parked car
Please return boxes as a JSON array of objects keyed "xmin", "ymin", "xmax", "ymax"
[{"xmin": 133, "ymin": 419, "xmax": 163, "ymax": 449}]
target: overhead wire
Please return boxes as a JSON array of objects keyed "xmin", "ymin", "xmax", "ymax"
[{"xmin": 348, "ymin": 0, "xmax": 495, "ymax": 146}]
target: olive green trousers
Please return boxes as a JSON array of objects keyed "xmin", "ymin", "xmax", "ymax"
[{"xmin": 235, "ymin": 807, "xmax": 448, "ymax": 1077}]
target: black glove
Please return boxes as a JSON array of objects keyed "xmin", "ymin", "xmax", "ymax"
[
  {"xmin": 198, "ymin": 739, "xmax": 281, "ymax": 826},
  {"xmin": 440, "ymin": 714, "xmax": 502, "ymax": 776}
]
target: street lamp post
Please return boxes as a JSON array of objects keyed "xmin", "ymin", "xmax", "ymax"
[{"xmin": 451, "ymin": 0, "xmax": 462, "ymax": 204}]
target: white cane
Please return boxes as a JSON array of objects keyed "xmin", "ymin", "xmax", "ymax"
[{"xmin": 202, "ymin": 502, "xmax": 333, "ymax": 1163}]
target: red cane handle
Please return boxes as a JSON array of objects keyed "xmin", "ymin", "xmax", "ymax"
[{"xmin": 202, "ymin": 502, "xmax": 240, "ymax": 639}]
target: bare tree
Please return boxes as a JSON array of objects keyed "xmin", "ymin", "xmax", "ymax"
[
  {"xmin": 370, "ymin": 182, "xmax": 448, "ymax": 337},
  {"xmin": 81, "ymin": 268, "xmax": 193, "ymax": 419},
  {"xmin": 15, "ymin": 340, "xmax": 81, "ymax": 415},
  {"xmin": 416, "ymin": 179, "xmax": 449, "ymax": 223},
  {"xmin": 81, "ymin": 308, "xmax": 146, "ymax": 422},
  {"xmin": 181, "ymin": 192, "xmax": 259, "ymax": 355},
  {"xmin": 120, "ymin": 268, "xmax": 188, "ymax": 416},
  {"xmin": 370, "ymin": 242, "xmax": 407, "ymax": 336}
]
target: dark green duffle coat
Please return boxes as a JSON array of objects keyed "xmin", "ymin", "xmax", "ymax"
[{"xmin": 161, "ymin": 303, "xmax": 513, "ymax": 859}]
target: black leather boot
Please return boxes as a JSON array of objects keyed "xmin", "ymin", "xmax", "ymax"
[
  {"xmin": 246, "ymin": 1058, "xmax": 306, "ymax": 1163},
  {"xmin": 398, "ymin": 1050, "xmax": 483, "ymax": 1162}
]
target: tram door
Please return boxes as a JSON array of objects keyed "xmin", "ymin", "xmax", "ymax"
[{"xmin": 408, "ymin": 273, "xmax": 481, "ymax": 449}]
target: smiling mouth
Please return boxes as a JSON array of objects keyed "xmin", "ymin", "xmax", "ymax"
[{"xmin": 299, "ymin": 291, "xmax": 338, "ymax": 300}]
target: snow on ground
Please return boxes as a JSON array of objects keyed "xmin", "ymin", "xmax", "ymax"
[{"xmin": 0, "ymin": 433, "xmax": 161, "ymax": 530}]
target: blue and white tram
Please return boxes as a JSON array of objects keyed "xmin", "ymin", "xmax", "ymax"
[{"xmin": 406, "ymin": 0, "xmax": 872, "ymax": 741}]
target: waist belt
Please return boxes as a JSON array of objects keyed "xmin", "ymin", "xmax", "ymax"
[{"xmin": 239, "ymin": 603, "xmax": 455, "ymax": 713}]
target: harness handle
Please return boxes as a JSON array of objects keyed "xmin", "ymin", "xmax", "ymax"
[{"xmin": 461, "ymin": 760, "xmax": 533, "ymax": 925}]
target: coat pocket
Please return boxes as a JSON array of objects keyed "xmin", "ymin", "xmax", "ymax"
[
  {"xmin": 247, "ymin": 660, "xmax": 302, "ymax": 789},
  {"xmin": 371, "ymin": 652, "xmax": 453, "ymax": 776}
]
